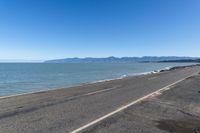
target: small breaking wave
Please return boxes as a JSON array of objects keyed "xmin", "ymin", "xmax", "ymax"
[{"xmin": 90, "ymin": 66, "xmax": 173, "ymax": 84}]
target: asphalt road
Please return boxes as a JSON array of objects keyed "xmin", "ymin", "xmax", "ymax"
[
  {"xmin": 82, "ymin": 69, "xmax": 200, "ymax": 133},
  {"xmin": 0, "ymin": 65, "xmax": 200, "ymax": 133}
]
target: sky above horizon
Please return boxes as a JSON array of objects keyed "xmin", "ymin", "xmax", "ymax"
[{"xmin": 0, "ymin": 0, "xmax": 200, "ymax": 60}]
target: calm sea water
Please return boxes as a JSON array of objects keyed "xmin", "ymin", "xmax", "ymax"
[{"xmin": 0, "ymin": 62, "xmax": 196, "ymax": 96}]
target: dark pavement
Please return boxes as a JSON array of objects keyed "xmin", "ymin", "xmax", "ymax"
[{"xmin": 0, "ymin": 65, "xmax": 199, "ymax": 133}]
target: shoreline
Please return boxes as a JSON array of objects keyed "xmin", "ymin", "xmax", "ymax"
[
  {"xmin": 0, "ymin": 65, "xmax": 200, "ymax": 132},
  {"xmin": 0, "ymin": 64, "xmax": 199, "ymax": 99},
  {"xmin": 79, "ymin": 68, "xmax": 200, "ymax": 133}
]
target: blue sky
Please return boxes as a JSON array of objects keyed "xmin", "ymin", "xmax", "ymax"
[{"xmin": 0, "ymin": 0, "xmax": 200, "ymax": 60}]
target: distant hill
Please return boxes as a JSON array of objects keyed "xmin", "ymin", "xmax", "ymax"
[
  {"xmin": 44, "ymin": 56, "xmax": 199, "ymax": 63},
  {"xmin": 158, "ymin": 59, "xmax": 200, "ymax": 63}
]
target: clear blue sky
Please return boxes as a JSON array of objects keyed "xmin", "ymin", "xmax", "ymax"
[{"xmin": 0, "ymin": 0, "xmax": 200, "ymax": 60}]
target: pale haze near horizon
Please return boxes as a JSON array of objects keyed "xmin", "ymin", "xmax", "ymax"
[{"xmin": 0, "ymin": 0, "xmax": 200, "ymax": 61}]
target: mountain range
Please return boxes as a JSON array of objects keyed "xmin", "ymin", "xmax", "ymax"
[{"xmin": 45, "ymin": 56, "xmax": 200, "ymax": 63}]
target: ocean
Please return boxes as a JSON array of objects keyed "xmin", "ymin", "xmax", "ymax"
[{"xmin": 0, "ymin": 62, "xmax": 196, "ymax": 96}]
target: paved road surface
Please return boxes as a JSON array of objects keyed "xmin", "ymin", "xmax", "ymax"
[
  {"xmin": 82, "ymin": 70, "xmax": 200, "ymax": 133},
  {"xmin": 0, "ymin": 65, "xmax": 199, "ymax": 133}
]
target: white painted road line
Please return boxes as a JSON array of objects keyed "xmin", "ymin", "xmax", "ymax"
[
  {"xmin": 148, "ymin": 77, "xmax": 157, "ymax": 80},
  {"xmin": 0, "ymin": 85, "xmax": 119, "ymax": 100},
  {"xmin": 66, "ymin": 86, "xmax": 119, "ymax": 100},
  {"xmin": 70, "ymin": 72, "xmax": 199, "ymax": 133},
  {"xmin": 84, "ymin": 86, "xmax": 119, "ymax": 96}
]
